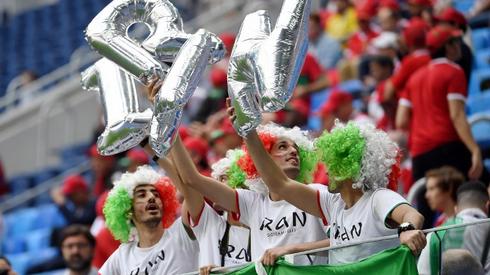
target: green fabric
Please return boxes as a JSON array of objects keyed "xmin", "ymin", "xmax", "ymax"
[
  {"xmin": 225, "ymin": 246, "xmax": 418, "ymax": 275},
  {"xmin": 429, "ymin": 217, "xmax": 464, "ymax": 275}
]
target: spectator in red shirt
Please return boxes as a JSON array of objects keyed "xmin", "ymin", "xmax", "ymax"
[
  {"xmin": 396, "ymin": 25, "xmax": 489, "ymax": 227},
  {"xmin": 407, "ymin": 0, "xmax": 434, "ymax": 25},
  {"xmin": 382, "ymin": 18, "xmax": 430, "ymax": 104},
  {"xmin": 435, "ymin": 7, "xmax": 473, "ymax": 84},
  {"xmin": 368, "ymin": 55, "xmax": 396, "ymax": 130}
]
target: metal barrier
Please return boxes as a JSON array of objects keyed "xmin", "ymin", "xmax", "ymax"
[{"xmin": 183, "ymin": 219, "xmax": 490, "ymax": 274}]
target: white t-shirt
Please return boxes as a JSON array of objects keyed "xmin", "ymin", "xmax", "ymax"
[
  {"xmin": 317, "ymin": 188, "xmax": 408, "ymax": 264},
  {"xmin": 191, "ymin": 203, "xmax": 251, "ymax": 267},
  {"xmin": 99, "ymin": 218, "xmax": 199, "ymax": 275},
  {"xmin": 234, "ymin": 184, "xmax": 328, "ymax": 265}
]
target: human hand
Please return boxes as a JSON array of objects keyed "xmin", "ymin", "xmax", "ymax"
[
  {"xmin": 225, "ymin": 98, "xmax": 236, "ymax": 123},
  {"xmin": 292, "ymin": 85, "xmax": 307, "ymax": 99},
  {"xmin": 399, "ymin": 230, "xmax": 426, "ymax": 255},
  {"xmin": 50, "ymin": 187, "xmax": 65, "ymax": 206},
  {"xmin": 468, "ymin": 149, "xmax": 483, "ymax": 180},
  {"xmin": 199, "ymin": 264, "xmax": 217, "ymax": 275},
  {"xmin": 260, "ymin": 246, "xmax": 292, "ymax": 266},
  {"xmin": 146, "ymin": 76, "xmax": 163, "ymax": 103}
]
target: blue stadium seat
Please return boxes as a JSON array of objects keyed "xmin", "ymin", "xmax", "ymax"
[
  {"xmin": 35, "ymin": 203, "xmax": 67, "ymax": 229},
  {"xmin": 469, "ymin": 114, "xmax": 490, "ymax": 149},
  {"xmin": 468, "ymin": 68, "xmax": 490, "ymax": 97},
  {"xmin": 4, "ymin": 208, "xmax": 39, "ymax": 237},
  {"xmin": 471, "ymin": 29, "xmax": 490, "ymax": 51},
  {"xmin": 467, "ymin": 93, "xmax": 490, "ymax": 115},
  {"xmin": 475, "ymin": 49, "xmax": 490, "ymax": 69},
  {"xmin": 454, "ymin": 0, "xmax": 475, "ymax": 13},
  {"xmin": 5, "ymin": 252, "xmax": 31, "ymax": 275},
  {"xmin": 29, "ymin": 247, "xmax": 60, "ymax": 268},
  {"xmin": 32, "ymin": 167, "xmax": 60, "ymax": 186},
  {"xmin": 2, "ymin": 235, "xmax": 26, "ymax": 254},
  {"xmin": 8, "ymin": 174, "xmax": 32, "ymax": 195},
  {"xmin": 25, "ymin": 228, "xmax": 53, "ymax": 252}
]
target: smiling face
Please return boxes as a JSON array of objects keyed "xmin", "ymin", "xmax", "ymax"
[
  {"xmin": 269, "ymin": 138, "xmax": 300, "ymax": 180},
  {"xmin": 132, "ymin": 184, "xmax": 163, "ymax": 228}
]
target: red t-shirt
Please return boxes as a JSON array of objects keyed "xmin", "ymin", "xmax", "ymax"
[
  {"xmin": 400, "ymin": 58, "xmax": 467, "ymax": 157},
  {"xmin": 391, "ymin": 49, "xmax": 431, "ymax": 93}
]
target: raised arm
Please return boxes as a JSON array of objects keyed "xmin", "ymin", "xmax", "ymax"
[
  {"xmin": 141, "ymin": 143, "xmax": 204, "ymax": 226},
  {"xmin": 261, "ymin": 239, "xmax": 331, "ymax": 266},
  {"xmin": 170, "ymin": 135, "xmax": 238, "ymax": 213},
  {"xmin": 243, "ymin": 130, "xmax": 322, "ymax": 218}
]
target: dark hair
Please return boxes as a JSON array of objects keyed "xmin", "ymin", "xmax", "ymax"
[
  {"xmin": 60, "ymin": 225, "xmax": 95, "ymax": 248},
  {"xmin": 426, "ymin": 166, "xmax": 465, "ymax": 202},
  {"xmin": 456, "ymin": 180, "xmax": 489, "ymax": 207},
  {"xmin": 310, "ymin": 13, "xmax": 321, "ymax": 25},
  {"xmin": 370, "ymin": 55, "xmax": 395, "ymax": 71}
]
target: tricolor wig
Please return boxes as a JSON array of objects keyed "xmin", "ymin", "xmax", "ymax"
[
  {"xmin": 211, "ymin": 149, "xmax": 247, "ymax": 189},
  {"xmin": 315, "ymin": 121, "xmax": 401, "ymax": 192},
  {"xmin": 103, "ymin": 165, "xmax": 179, "ymax": 242},
  {"xmin": 237, "ymin": 123, "xmax": 317, "ymax": 193}
]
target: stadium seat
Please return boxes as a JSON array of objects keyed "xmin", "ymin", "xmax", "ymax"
[
  {"xmin": 468, "ymin": 68, "xmax": 490, "ymax": 97},
  {"xmin": 454, "ymin": 0, "xmax": 474, "ymax": 13},
  {"xmin": 5, "ymin": 252, "xmax": 31, "ymax": 275},
  {"xmin": 3, "ymin": 208, "xmax": 39, "ymax": 237},
  {"xmin": 475, "ymin": 49, "xmax": 490, "ymax": 69},
  {"xmin": 8, "ymin": 174, "xmax": 32, "ymax": 195},
  {"xmin": 25, "ymin": 228, "xmax": 53, "ymax": 252},
  {"xmin": 469, "ymin": 113, "xmax": 490, "ymax": 149},
  {"xmin": 467, "ymin": 93, "xmax": 490, "ymax": 115},
  {"xmin": 34, "ymin": 203, "xmax": 67, "ymax": 230},
  {"xmin": 1, "ymin": 235, "xmax": 26, "ymax": 254},
  {"xmin": 29, "ymin": 247, "xmax": 60, "ymax": 268},
  {"xmin": 471, "ymin": 29, "xmax": 490, "ymax": 51}
]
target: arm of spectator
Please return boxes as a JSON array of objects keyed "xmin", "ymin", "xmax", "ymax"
[
  {"xmin": 170, "ymin": 135, "xmax": 239, "ymax": 213},
  {"xmin": 237, "ymin": 124, "xmax": 322, "ymax": 218},
  {"xmin": 294, "ymin": 75, "xmax": 330, "ymax": 98},
  {"xmin": 261, "ymin": 239, "xmax": 330, "ymax": 266},
  {"xmin": 395, "ymin": 104, "xmax": 411, "ymax": 130},
  {"xmin": 448, "ymin": 100, "xmax": 483, "ymax": 180},
  {"xmin": 383, "ymin": 79, "xmax": 396, "ymax": 103},
  {"xmin": 141, "ymin": 144, "xmax": 204, "ymax": 227},
  {"xmin": 389, "ymin": 204, "xmax": 426, "ymax": 255}
]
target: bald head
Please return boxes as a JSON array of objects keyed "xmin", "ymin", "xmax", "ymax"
[{"xmin": 442, "ymin": 249, "xmax": 484, "ymax": 275}]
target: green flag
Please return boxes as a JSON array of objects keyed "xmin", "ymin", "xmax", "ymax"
[{"xmin": 226, "ymin": 245, "xmax": 418, "ymax": 275}]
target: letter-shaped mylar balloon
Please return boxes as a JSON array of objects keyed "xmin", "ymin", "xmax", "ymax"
[
  {"xmin": 85, "ymin": 0, "xmax": 224, "ymax": 85},
  {"xmin": 228, "ymin": 0, "xmax": 310, "ymax": 137},
  {"xmin": 81, "ymin": 58, "xmax": 153, "ymax": 155},
  {"xmin": 150, "ymin": 29, "xmax": 215, "ymax": 157}
]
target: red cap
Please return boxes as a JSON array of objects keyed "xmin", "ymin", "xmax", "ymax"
[
  {"xmin": 379, "ymin": 0, "xmax": 400, "ymax": 11},
  {"xmin": 426, "ymin": 25, "xmax": 462, "ymax": 53},
  {"xmin": 62, "ymin": 174, "xmax": 88, "ymax": 195},
  {"xmin": 356, "ymin": 6, "xmax": 372, "ymax": 21},
  {"xmin": 403, "ymin": 18, "xmax": 429, "ymax": 48},
  {"xmin": 210, "ymin": 68, "xmax": 227, "ymax": 88},
  {"xmin": 127, "ymin": 148, "xmax": 149, "ymax": 165},
  {"xmin": 436, "ymin": 7, "xmax": 467, "ymax": 26},
  {"xmin": 179, "ymin": 126, "xmax": 189, "ymax": 141},
  {"xmin": 318, "ymin": 90, "xmax": 353, "ymax": 117},
  {"xmin": 219, "ymin": 32, "xmax": 236, "ymax": 55},
  {"xmin": 184, "ymin": 137, "xmax": 209, "ymax": 159},
  {"xmin": 408, "ymin": 0, "xmax": 432, "ymax": 7},
  {"xmin": 89, "ymin": 144, "xmax": 115, "ymax": 161}
]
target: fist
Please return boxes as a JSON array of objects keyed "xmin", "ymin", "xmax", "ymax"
[{"xmin": 399, "ymin": 230, "xmax": 426, "ymax": 255}]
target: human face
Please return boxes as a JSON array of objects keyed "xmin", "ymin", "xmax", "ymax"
[
  {"xmin": 308, "ymin": 19, "xmax": 320, "ymax": 41},
  {"xmin": 446, "ymin": 38, "xmax": 462, "ymax": 62},
  {"xmin": 132, "ymin": 184, "xmax": 163, "ymax": 227},
  {"xmin": 270, "ymin": 138, "xmax": 300, "ymax": 179},
  {"xmin": 425, "ymin": 177, "xmax": 450, "ymax": 211},
  {"xmin": 61, "ymin": 235, "xmax": 93, "ymax": 272}
]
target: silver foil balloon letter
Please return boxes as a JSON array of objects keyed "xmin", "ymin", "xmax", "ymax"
[
  {"xmin": 227, "ymin": 0, "xmax": 310, "ymax": 137},
  {"xmin": 81, "ymin": 59, "xmax": 153, "ymax": 155},
  {"xmin": 150, "ymin": 29, "xmax": 214, "ymax": 157}
]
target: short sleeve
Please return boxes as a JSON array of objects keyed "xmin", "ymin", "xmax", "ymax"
[
  {"xmin": 99, "ymin": 247, "xmax": 120, "ymax": 274},
  {"xmin": 398, "ymin": 86, "xmax": 412, "ymax": 108},
  {"xmin": 391, "ymin": 63, "xmax": 411, "ymax": 91},
  {"xmin": 192, "ymin": 203, "xmax": 222, "ymax": 241},
  {"xmin": 172, "ymin": 218, "xmax": 200, "ymax": 252},
  {"xmin": 314, "ymin": 185, "xmax": 334, "ymax": 226},
  {"xmin": 232, "ymin": 189, "xmax": 260, "ymax": 227},
  {"xmin": 447, "ymin": 67, "xmax": 467, "ymax": 101},
  {"xmin": 371, "ymin": 189, "xmax": 409, "ymax": 228}
]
